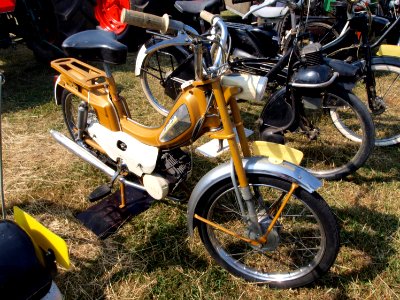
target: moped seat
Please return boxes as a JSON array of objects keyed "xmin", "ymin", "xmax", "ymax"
[
  {"xmin": 174, "ymin": 0, "xmax": 220, "ymax": 14},
  {"xmin": 62, "ymin": 30, "xmax": 127, "ymax": 65}
]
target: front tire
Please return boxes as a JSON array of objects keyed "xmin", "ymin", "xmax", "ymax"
[
  {"xmin": 196, "ymin": 175, "xmax": 340, "ymax": 288},
  {"xmin": 140, "ymin": 39, "xmax": 190, "ymax": 116}
]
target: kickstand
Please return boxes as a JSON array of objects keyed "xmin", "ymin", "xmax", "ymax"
[{"xmin": 87, "ymin": 159, "xmax": 127, "ymax": 207}]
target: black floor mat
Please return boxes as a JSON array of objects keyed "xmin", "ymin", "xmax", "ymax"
[{"xmin": 76, "ymin": 186, "xmax": 154, "ymax": 239}]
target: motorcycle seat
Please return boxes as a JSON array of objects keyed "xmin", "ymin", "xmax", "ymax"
[
  {"xmin": 174, "ymin": 0, "xmax": 220, "ymax": 14},
  {"xmin": 62, "ymin": 30, "xmax": 127, "ymax": 65}
]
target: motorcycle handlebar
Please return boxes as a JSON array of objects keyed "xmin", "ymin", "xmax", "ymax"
[
  {"xmin": 199, "ymin": 10, "xmax": 216, "ymax": 24},
  {"xmin": 121, "ymin": 9, "xmax": 183, "ymax": 34}
]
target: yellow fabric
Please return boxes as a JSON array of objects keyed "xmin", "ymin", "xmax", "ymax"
[
  {"xmin": 14, "ymin": 206, "xmax": 70, "ymax": 269},
  {"xmin": 376, "ymin": 45, "xmax": 400, "ymax": 58}
]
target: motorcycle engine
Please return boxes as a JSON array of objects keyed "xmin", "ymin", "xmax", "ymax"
[
  {"xmin": 156, "ymin": 148, "xmax": 191, "ymax": 191},
  {"xmin": 292, "ymin": 43, "xmax": 333, "ymax": 86}
]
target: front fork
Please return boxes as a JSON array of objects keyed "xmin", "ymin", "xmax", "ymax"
[
  {"xmin": 362, "ymin": 35, "xmax": 386, "ymax": 114},
  {"xmin": 194, "ymin": 82, "xmax": 299, "ymax": 245}
]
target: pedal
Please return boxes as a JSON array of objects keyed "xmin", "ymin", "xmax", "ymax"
[{"xmin": 87, "ymin": 184, "xmax": 112, "ymax": 202}]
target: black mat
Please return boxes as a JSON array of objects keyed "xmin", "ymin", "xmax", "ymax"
[{"xmin": 76, "ymin": 186, "xmax": 154, "ymax": 239}]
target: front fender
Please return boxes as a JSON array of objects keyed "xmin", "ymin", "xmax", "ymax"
[
  {"xmin": 135, "ymin": 44, "xmax": 147, "ymax": 76},
  {"xmin": 187, "ymin": 157, "xmax": 321, "ymax": 236}
]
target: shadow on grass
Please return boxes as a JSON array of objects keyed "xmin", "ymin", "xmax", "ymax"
[
  {"xmin": 0, "ymin": 46, "xmax": 58, "ymax": 113},
  {"xmin": 13, "ymin": 193, "xmax": 399, "ymax": 298},
  {"xmin": 318, "ymin": 204, "xmax": 398, "ymax": 297}
]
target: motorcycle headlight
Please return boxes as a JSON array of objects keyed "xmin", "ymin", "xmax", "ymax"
[{"xmin": 159, "ymin": 104, "xmax": 191, "ymax": 142}]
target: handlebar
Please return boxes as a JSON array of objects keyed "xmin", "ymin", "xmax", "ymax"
[
  {"xmin": 121, "ymin": 9, "xmax": 198, "ymax": 35},
  {"xmin": 121, "ymin": 9, "xmax": 171, "ymax": 33},
  {"xmin": 121, "ymin": 9, "xmax": 229, "ymax": 75}
]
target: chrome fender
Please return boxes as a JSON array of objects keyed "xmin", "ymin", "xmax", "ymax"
[
  {"xmin": 54, "ymin": 75, "xmax": 63, "ymax": 105},
  {"xmin": 187, "ymin": 156, "xmax": 322, "ymax": 236},
  {"xmin": 135, "ymin": 32, "xmax": 193, "ymax": 76},
  {"xmin": 135, "ymin": 43, "xmax": 147, "ymax": 76}
]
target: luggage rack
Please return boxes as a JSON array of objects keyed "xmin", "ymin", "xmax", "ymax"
[{"xmin": 51, "ymin": 58, "xmax": 107, "ymax": 91}]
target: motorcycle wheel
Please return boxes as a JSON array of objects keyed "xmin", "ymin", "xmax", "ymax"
[
  {"xmin": 305, "ymin": 21, "xmax": 340, "ymax": 45},
  {"xmin": 140, "ymin": 38, "xmax": 190, "ymax": 116},
  {"xmin": 196, "ymin": 174, "xmax": 339, "ymax": 288},
  {"xmin": 60, "ymin": 89, "xmax": 98, "ymax": 141},
  {"xmin": 260, "ymin": 87, "xmax": 375, "ymax": 180},
  {"xmin": 332, "ymin": 62, "xmax": 400, "ymax": 146}
]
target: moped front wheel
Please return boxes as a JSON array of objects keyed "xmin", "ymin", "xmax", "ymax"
[
  {"xmin": 196, "ymin": 175, "xmax": 339, "ymax": 288},
  {"xmin": 140, "ymin": 38, "xmax": 190, "ymax": 116}
]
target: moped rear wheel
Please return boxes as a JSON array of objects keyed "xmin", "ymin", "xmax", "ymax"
[
  {"xmin": 196, "ymin": 175, "xmax": 339, "ymax": 288},
  {"xmin": 333, "ymin": 63, "xmax": 400, "ymax": 146},
  {"xmin": 61, "ymin": 89, "xmax": 97, "ymax": 141}
]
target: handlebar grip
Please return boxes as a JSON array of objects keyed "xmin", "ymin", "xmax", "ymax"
[
  {"xmin": 200, "ymin": 10, "xmax": 216, "ymax": 24},
  {"xmin": 121, "ymin": 9, "xmax": 170, "ymax": 33}
]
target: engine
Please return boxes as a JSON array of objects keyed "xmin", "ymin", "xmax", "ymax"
[{"xmin": 157, "ymin": 148, "xmax": 192, "ymax": 191}]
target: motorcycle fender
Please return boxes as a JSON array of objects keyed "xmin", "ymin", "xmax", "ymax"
[
  {"xmin": 135, "ymin": 44, "xmax": 147, "ymax": 76},
  {"xmin": 187, "ymin": 157, "xmax": 321, "ymax": 236},
  {"xmin": 54, "ymin": 75, "xmax": 63, "ymax": 105},
  {"xmin": 135, "ymin": 34, "xmax": 192, "ymax": 76},
  {"xmin": 371, "ymin": 56, "xmax": 400, "ymax": 66}
]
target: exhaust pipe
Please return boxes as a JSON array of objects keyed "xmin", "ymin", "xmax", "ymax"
[{"xmin": 50, "ymin": 130, "xmax": 146, "ymax": 191}]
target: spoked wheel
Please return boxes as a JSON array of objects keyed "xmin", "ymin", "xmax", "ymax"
[
  {"xmin": 61, "ymin": 89, "xmax": 98, "ymax": 141},
  {"xmin": 140, "ymin": 39, "xmax": 191, "ymax": 116},
  {"xmin": 260, "ymin": 87, "xmax": 375, "ymax": 180},
  {"xmin": 196, "ymin": 175, "xmax": 339, "ymax": 288},
  {"xmin": 334, "ymin": 63, "xmax": 400, "ymax": 146},
  {"xmin": 305, "ymin": 22, "xmax": 339, "ymax": 46}
]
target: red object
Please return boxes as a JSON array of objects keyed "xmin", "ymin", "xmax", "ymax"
[
  {"xmin": 0, "ymin": 0, "xmax": 16, "ymax": 13},
  {"xmin": 95, "ymin": 0, "xmax": 131, "ymax": 35}
]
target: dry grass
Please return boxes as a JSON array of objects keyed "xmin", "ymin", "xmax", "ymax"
[{"xmin": 1, "ymin": 44, "xmax": 400, "ymax": 299}]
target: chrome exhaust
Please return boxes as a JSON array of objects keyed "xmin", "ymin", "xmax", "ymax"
[{"xmin": 50, "ymin": 130, "xmax": 146, "ymax": 191}]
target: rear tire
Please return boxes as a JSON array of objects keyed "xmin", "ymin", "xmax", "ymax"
[
  {"xmin": 14, "ymin": 0, "xmax": 96, "ymax": 62},
  {"xmin": 334, "ymin": 62, "xmax": 400, "ymax": 146},
  {"xmin": 60, "ymin": 89, "xmax": 98, "ymax": 141}
]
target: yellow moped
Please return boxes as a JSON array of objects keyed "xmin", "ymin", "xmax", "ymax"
[{"xmin": 50, "ymin": 10, "xmax": 339, "ymax": 288}]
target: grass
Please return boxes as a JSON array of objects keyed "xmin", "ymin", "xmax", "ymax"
[{"xmin": 1, "ymin": 44, "xmax": 400, "ymax": 299}]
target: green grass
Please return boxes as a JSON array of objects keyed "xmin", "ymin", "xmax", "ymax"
[{"xmin": 1, "ymin": 44, "xmax": 400, "ymax": 299}]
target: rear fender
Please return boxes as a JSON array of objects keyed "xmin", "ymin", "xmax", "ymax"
[
  {"xmin": 54, "ymin": 75, "xmax": 63, "ymax": 105},
  {"xmin": 187, "ymin": 157, "xmax": 321, "ymax": 236},
  {"xmin": 371, "ymin": 56, "xmax": 400, "ymax": 66}
]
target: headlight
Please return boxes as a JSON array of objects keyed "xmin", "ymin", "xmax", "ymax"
[{"xmin": 159, "ymin": 104, "xmax": 191, "ymax": 142}]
